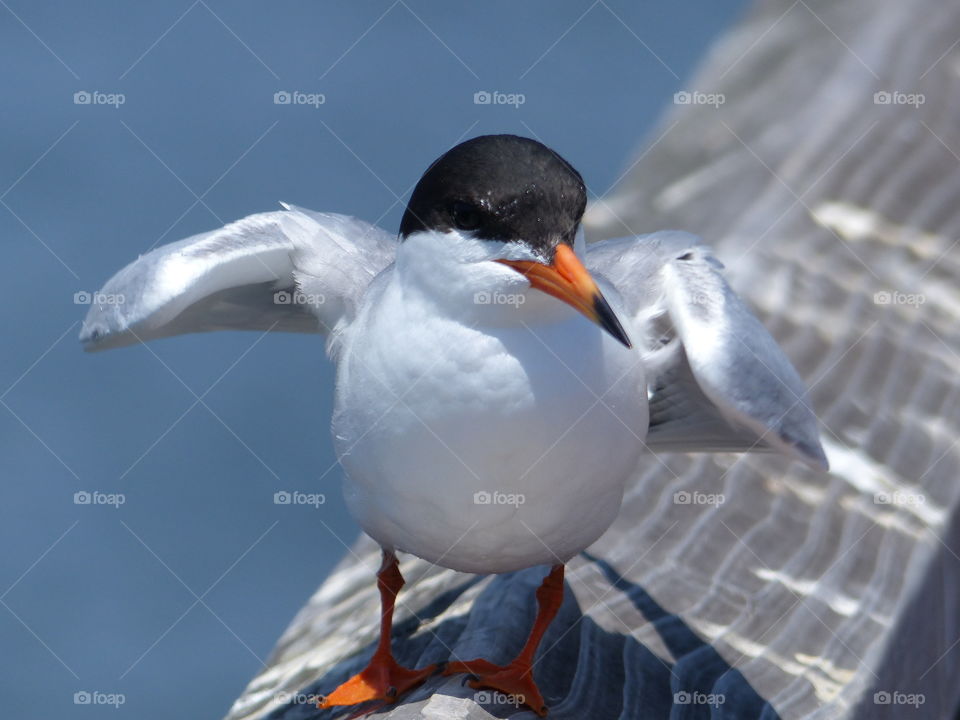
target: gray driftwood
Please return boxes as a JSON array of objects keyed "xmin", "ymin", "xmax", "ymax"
[{"xmin": 225, "ymin": 0, "xmax": 960, "ymax": 717}]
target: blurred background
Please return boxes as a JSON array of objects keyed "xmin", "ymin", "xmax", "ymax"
[{"xmin": 0, "ymin": 2, "xmax": 748, "ymax": 717}]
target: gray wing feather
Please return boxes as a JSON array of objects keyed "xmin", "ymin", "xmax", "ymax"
[
  {"xmin": 588, "ymin": 231, "xmax": 828, "ymax": 470},
  {"xmin": 80, "ymin": 205, "xmax": 396, "ymax": 352}
]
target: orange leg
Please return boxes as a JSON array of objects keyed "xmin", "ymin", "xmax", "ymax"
[
  {"xmin": 444, "ymin": 564, "xmax": 564, "ymax": 717},
  {"xmin": 318, "ymin": 550, "xmax": 438, "ymax": 713}
]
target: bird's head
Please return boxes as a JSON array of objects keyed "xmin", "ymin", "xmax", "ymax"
[{"xmin": 398, "ymin": 134, "xmax": 631, "ymax": 348}]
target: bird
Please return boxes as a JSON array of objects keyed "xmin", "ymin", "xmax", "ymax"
[{"xmin": 80, "ymin": 134, "xmax": 828, "ymax": 716}]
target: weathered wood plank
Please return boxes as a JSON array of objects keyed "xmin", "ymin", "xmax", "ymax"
[{"xmin": 225, "ymin": 0, "xmax": 960, "ymax": 717}]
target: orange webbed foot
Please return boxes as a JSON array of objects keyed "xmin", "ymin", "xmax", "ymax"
[
  {"xmin": 444, "ymin": 658, "xmax": 547, "ymax": 716},
  {"xmin": 442, "ymin": 564, "xmax": 565, "ymax": 717},
  {"xmin": 318, "ymin": 550, "xmax": 439, "ymax": 716},
  {"xmin": 319, "ymin": 655, "xmax": 438, "ymax": 713}
]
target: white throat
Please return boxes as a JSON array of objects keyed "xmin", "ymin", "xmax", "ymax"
[{"xmin": 395, "ymin": 229, "xmax": 585, "ymax": 329}]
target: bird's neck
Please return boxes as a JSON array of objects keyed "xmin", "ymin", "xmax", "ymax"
[{"xmin": 394, "ymin": 230, "xmax": 576, "ymax": 329}]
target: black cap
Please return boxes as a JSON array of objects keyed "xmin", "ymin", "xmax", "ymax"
[{"xmin": 399, "ymin": 135, "xmax": 587, "ymax": 258}]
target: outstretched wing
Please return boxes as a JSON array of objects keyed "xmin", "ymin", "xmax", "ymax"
[
  {"xmin": 587, "ymin": 231, "xmax": 828, "ymax": 471},
  {"xmin": 80, "ymin": 204, "xmax": 397, "ymax": 352}
]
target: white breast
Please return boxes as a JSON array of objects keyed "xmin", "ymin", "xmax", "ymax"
[{"xmin": 331, "ymin": 259, "xmax": 648, "ymax": 574}]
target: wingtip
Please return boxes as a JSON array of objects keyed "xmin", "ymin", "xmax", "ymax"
[
  {"xmin": 78, "ymin": 325, "xmax": 104, "ymax": 353},
  {"xmin": 79, "ymin": 321, "xmax": 138, "ymax": 353},
  {"xmin": 795, "ymin": 439, "xmax": 830, "ymax": 472}
]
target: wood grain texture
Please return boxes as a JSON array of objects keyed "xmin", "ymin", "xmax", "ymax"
[{"xmin": 225, "ymin": 0, "xmax": 960, "ymax": 717}]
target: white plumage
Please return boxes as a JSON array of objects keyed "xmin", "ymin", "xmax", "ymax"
[{"xmin": 82, "ymin": 203, "xmax": 827, "ymax": 574}]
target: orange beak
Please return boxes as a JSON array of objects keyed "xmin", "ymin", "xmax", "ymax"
[{"xmin": 498, "ymin": 244, "xmax": 632, "ymax": 348}]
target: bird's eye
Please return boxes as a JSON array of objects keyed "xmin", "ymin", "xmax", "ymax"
[{"xmin": 451, "ymin": 201, "xmax": 482, "ymax": 231}]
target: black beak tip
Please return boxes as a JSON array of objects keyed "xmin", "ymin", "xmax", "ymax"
[{"xmin": 594, "ymin": 295, "xmax": 632, "ymax": 349}]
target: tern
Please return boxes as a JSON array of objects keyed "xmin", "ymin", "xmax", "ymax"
[{"xmin": 81, "ymin": 134, "xmax": 827, "ymax": 716}]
